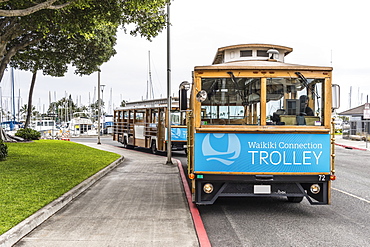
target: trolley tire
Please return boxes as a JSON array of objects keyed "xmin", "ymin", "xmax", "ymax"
[
  {"xmin": 122, "ymin": 136, "xmax": 128, "ymax": 148},
  {"xmin": 287, "ymin": 196, "xmax": 304, "ymax": 203},
  {"xmin": 151, "ymin": 141, "xmax": 157, "ymax": 154}
]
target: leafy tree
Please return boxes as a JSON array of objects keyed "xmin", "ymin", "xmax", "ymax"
[
  {"xmin": 0, "ymin": 0, "xmax": 76, "ymax": 17},
  {"xmin": 120, "ymin": 100, "xmax": 127, "ymax": 107},
  {"xmin": 46, "ymin": 99, "xmax": 88, "ymax": 123},
  {"xmin": 0, "ymin": 139, "xmax": 8, "ymax": 160},
  {"xmin": 19, "ymin": 104, "xmax": 36, "ymax": 122},
  {"xmin": 48, "ymin": 96, "xmax": 77, "ymax": 122},
  {"xmin": 0, "ymin": 0, "xmax": 170, "ymax": 140},
  {"xmin": 15, "ymin": 128, "xmax": 41, "ymax": 140},
  {"xmin": 10, "ymin": 20, "xmax": 118, "ymax": 128},
  {"xmin": 89, "ymin": 99, "xmax": 105, "ymax": 121},
  {"xmin": 19, "ymin": 104, "xmax": 28, "ymax": 117},
  {"xmin": 75, "ymin": 105, "xmax": 88, "ymax": 113},
  {"xmin": 1, "ymin": 1, "xmax": 122, "ymax": 80},
  {"xmin": 0, "ymin": 0, "xmax": 170, "ymax": 81},
  {"xmin": 337, "ymin": 116, "xmax": 349, "ymax": 122}
]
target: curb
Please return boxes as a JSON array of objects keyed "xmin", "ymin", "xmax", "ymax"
[
  {"xmin": 0, "ymin": 156, "xmax": 124, "ymax": 247},
  {"xmin": 175, "ymin": 159, "xmax": 211, "ymax": 247},
  {"xmin": 335, "ymin": 143, "xmax": 368, "ymax": 151}
]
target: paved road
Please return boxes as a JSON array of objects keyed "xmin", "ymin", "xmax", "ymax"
[
  {"xmin": 81, "ymin": 137, "xmax": 370, "ymax": 247},
  {"xmin": 196, "ymin": 146, "xmax": 370, "ymax": 247}
]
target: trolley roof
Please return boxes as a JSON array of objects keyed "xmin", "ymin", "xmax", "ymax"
[
  {"xmin": 213, "ymin": 44, "xmax": 293, "ymax": 64},
  {"xmin": 196, "ymin": 43, "xmax": 332, "ymax": 71},
  {"xmin": 115, "ymin": 97, "xmax": 180, "ymax": 111},
  {"xmin": 195, "ymin": 60, "xmax": 333, "ymax": 71}
]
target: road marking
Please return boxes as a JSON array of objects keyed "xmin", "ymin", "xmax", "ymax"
[{"xmin": 333, "ymin": 187, "xmax": 370, "ymax": 204}]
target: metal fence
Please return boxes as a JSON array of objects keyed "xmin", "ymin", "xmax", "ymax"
[{"xmin": 342, "ymin": 121, "xmax": 370, "ymax": 141}]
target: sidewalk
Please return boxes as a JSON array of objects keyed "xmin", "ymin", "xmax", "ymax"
[
  {"xmin": 334, "ymin": 135, "xmax": 370, "ymax": 151},
  {"xmin": 1, "ymin": 142, "xmax": 199, "ymax": 247}
]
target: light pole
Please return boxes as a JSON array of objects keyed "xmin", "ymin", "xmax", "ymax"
[
  {"xmin": 166, "ymin": 2, "xmax": 173, "ymax": 165},
  {"xmin": 0, "ymin": 87, "xmax": 2, "ymax": 123},
  {"xmin": 97, "ymin": 71, "xmax": 101, "ymax": 145},
  {"xmin": 100, "ymin": 84, "xmax": 105, "ymax": 135}
]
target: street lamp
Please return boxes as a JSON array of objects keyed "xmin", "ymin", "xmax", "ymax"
[
  {"xmin": 166, "ymin": 2, "xmax": 173, "ymax": 165},
  {"xmin": 100, "ymin": 85, "xmax": 105, "ymax": 108},
  {"xmin": 100, "ymin": 84, "xmax": 105, "ymax": 135},
  {"xmin": 97, "ymin": 71, "xmax": 102, "ymax": 144}
]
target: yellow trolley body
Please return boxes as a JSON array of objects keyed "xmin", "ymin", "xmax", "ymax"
[{"xmin": 182, "ymin": 44, "xmax": 339, "ymax": 205}]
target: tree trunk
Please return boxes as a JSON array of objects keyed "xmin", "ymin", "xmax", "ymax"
[
  {"xmin": 0, "ymin": 0, "xmax": 73, "ymax": 17},
  {"xmin": 25, "ymin": 70, "xmax": 37, "ymax": 129},
  {"xmin": 0, "ymin": 34, "xmax": 43, "ymax": 82}
]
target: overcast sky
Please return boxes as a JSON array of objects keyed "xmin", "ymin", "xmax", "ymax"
[{"xmin": 2, "ymin": 0, "xmax": 370, "ymax": 115}]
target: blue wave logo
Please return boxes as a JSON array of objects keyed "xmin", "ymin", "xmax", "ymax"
[
  {"xmin": 201, "ymin": 133, "xmax": 241, "ymax": 165},
  {"xmin": 171, "ymin": 128, "xmax": 187, "ymax": 140}
]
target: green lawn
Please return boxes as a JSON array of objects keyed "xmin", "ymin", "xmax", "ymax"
[{"xmin": 0, "ymin": 140, "xmax": 120, "ymax": 235}]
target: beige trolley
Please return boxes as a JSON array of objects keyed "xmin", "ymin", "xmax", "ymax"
[
  {"xmin": 179, "ymin": 44, "xmax": 340, "ymax": 205},
  {"xmin": 113, "ymin": 98, "xmax": 187, "ymax": 154}
]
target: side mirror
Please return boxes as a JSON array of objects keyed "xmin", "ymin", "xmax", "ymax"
[
  {"xmin": 332, "ymin": 84, "xmax": 340, "ymax": 110},
  {"xmin": 196, "ymin": 90, "xmax": 207, "ymax": 103},
  {"xmin": 179, "ymin": 81, "xmax": 190, "ymax": 111},
  {"xmin": 179, "ymin": 88, "xmax": 187, "ymax": 110}
]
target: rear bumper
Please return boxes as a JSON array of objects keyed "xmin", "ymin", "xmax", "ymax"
[
  {"xmin": 194, "ymin": 174, "xmax": 331, "ymax": 205},
  {"xmin": 171, "ymin": 141, "xmax": 187, "ymax": 150}
]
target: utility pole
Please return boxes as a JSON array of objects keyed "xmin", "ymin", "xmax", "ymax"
[
  {"xmin": 0, "ymin": 87, "xmax": 2, "ymax": 123},
  {"xmin": 97, "ymin": 70, "xmax": 101, "ymax": 145},
  {"xmin": 101, "ymin": 84, "xmax": 105, "ymax": 135},
  {"xmin": 166, "ymin": 3, "xmax": 173, "ymax": 165}
]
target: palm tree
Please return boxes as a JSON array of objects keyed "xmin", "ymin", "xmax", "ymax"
[
  {"xmin": 19, "ymin": 104, "xmax": 35, "ymax": 121},
  {"xmin": 47, "ymin": 96, "xmax": 77, "ymax": 123},
  {"xmin": 21, "ymin": 104, "xmax": 37, "ymax": 128},
  {"xmin": 90, "ymin": 99, "xmax": 105, "ymax": 121}
]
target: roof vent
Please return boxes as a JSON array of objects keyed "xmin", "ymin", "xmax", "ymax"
[{"xmin": 267, "ymin": 49, "xmax": 279, "ymax": 60}]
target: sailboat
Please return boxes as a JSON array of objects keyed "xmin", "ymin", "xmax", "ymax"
[
  {"xmin": 0, "ymin": 67, "xmax": 23, "ymax": 133},
  {"xmin": 67, "ymin": 112, "xmax": 97, "ymax": 137},
  {"xmin": 146, "ymin": 51, "xmax": 155, "ymax": 100}
]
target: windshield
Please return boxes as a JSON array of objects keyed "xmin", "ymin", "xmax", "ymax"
[
  {"xmin": 200, "ymin": 78, "xmax": 260, "ymax": 125},
  {"xmin": 200, "ymin": 76, "xmax": 324, "ymax": 126},
  {"xmin": 266, "ymin": 78, "xmax": 324, "ymax": 126}
]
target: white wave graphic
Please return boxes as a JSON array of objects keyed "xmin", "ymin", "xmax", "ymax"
[{"xmin": 202, "ymin": 133, "xmax": 241, "ymax": 165}]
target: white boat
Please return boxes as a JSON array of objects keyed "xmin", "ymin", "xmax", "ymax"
[
  {"xmin": 104, "ymin": 114, "xmax": 114, "ymax": 134},
  {"xmin": 32, "ymin": 119, "xmax": 56, "ymax": 132},
  {"xmin": 68, "ymin": 112, "xmax": 97, "ymax": 137},
  {"xmin": 29, "ymin": 119, "xmax": 59, "ymax": 139}
]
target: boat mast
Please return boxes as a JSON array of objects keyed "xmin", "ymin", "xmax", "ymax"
[
  {"xmin": 147, "ymin": 51, "xmax": 154, "ymax": 100},
  {"xmin": 11, "ymin": 67, "xmax": 15, "ymax": 122}
]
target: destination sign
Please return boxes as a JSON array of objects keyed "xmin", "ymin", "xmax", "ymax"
[{"xmin": 194, "ymin": 133, "xmax": 330, "ymax": 173}]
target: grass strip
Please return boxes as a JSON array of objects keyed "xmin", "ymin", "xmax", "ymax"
[{"xmin": 0, "ymin": 140, "xmax": 120, "ymax": 235}]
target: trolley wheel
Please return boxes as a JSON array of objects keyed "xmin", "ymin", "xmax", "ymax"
[
  {"xmin": 287, "ymin": 196, "xmax": 304, "ymax": 203},
  {"xmin": 151, "ymin": 141, "xmax": 157, "ymax": 154},
  {"xmin": 122, "ymin": 136, "xmax": 128, "ymax": 148}
]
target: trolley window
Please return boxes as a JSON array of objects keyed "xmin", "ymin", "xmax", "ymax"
[
  {"xmin": 200, "ymin": 78, "xmax": 261, "ymax": 125},
  {"xmin": 267, "ymin": 78, "xmax": 324, "ymax": 126},
  {"xmin": 200, "ymin": 76, "xmax": 325, "ymax": 126}
]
